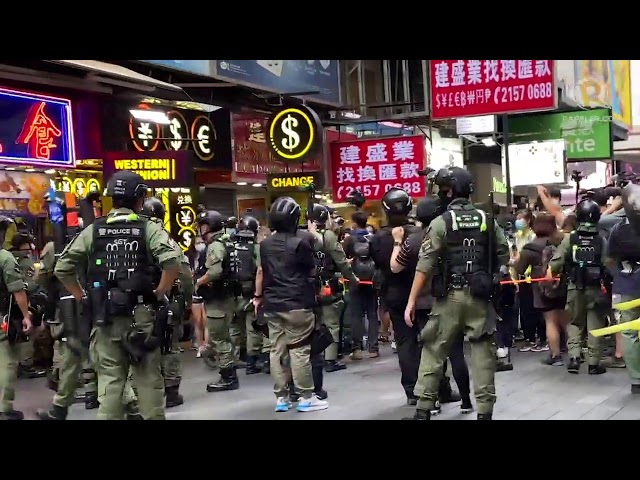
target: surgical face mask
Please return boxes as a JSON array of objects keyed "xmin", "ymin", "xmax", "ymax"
[
  {"xmin": 195, "ymin": 243, "xmax": 206, "ymax": 253},
  {"xmin": 515, "ymin": 219, "xmax": 526, "ymax": 231}
]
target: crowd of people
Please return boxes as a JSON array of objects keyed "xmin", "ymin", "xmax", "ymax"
[{"xmin": 1, "ymin": 166, "xmax": 639, "ymax": 421}]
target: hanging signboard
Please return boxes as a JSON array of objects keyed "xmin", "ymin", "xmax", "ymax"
[{"xmin": 266, "ymin": 105, "xmax": 323, "ymax": 162}]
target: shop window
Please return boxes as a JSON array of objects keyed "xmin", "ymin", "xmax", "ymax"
[{"xmin": 407, "ymin": 60, "xmax": 426, "ymax": 113}]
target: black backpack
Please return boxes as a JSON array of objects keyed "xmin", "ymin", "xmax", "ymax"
[
  {"xmin": 351, "ymin": 233, "xmax": 376, "ymax": 282},
  {"xmin": 523, "ymin": 240, "xmax": 566, "ymax": 300},
  {"xmin": 230, "ymin": 233, "xmax": 257, "ymax": 293}
]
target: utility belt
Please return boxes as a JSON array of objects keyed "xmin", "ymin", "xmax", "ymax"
[
  {"xmin": 571, "ymin": 265, "xmax": 610, "ymax": 291},
  {"xmin": 198, "ymin": 279, "xmax": 236, "ymax": 302},
  {"xmin": 122, "ymin": 299, "xmax": 174, "ymax": 363},
  {"xmin": 317, "ymin": 275, "xmax": 341, "ymax": 305},
  {"xmin": 444, "ymin": 271, "xmax": 495, "ymax": 300}
]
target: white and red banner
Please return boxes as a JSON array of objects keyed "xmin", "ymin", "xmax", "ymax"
[
  {"xmin": 329, "ymin": 135, "xmax": 426, "ymax": 203},
  {"xmin": 430, "ymin": 60, "xmax": 557, "ymax": 119}
]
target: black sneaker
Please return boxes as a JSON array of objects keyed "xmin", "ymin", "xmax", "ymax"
[
  {"xmin": 324, "ymin": 360, "xmax": 347, "ymax": 373},
  {"xmin": 496, "ymin": 362, "xmax": 514, "ymax": 372},
  {"xmin": 0, "ymin": 410, "xmax": 24, "ymax": 420},
  {"xmin": 460, "ymin": 397, "xmax": 473, "ymax": 414},
  {"xmin": 631, "ymin": 385, "xmax": 640, "ymax": 395},
  {"xmin": 588, "ymin": 364, "xmax": 606, "ymax": 375},
  {"xmin": 567, "ymin": 357, "xmax": 580, "ymax": 374},
  {"xmin": 477, "ymin": 413, "xmax": 492, "ymax": 420},
  {"xmin": 430, "ymin": 400, "xmax": 441, "ymax": 416},
  {"xmin": 406, "ymin": 396, "xmax": 417, "ymax": 406},
  {"xmin": 542, "ymin": 355, "xmax": 564, "ymax": 366},
  {"xmin": 314, "ymin": 389, "xmax": 328, "ymax": 400}
]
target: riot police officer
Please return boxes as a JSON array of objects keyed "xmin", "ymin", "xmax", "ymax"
[
  {"xmin": 0, "ymin": 215, "xmax": 33, "ymax": 420},
  {"xmin": 235, "ymin": 216, "xmax": 271, "ymax": 375},
  {"xmin": 195, "ymin": 210, "xmax": 239, "ymax": 392},
  {"xmin": 405, "ymin": 167, "xmax": 510, "ymax": 420},
  {"xmin": 307, "ymin": 203, "xmax": 358, "ymax": 373},
  {"xmin": 255, "ymin": 197, "xmax": 328, "ymax": 412},
  {"xmin": 549, "ymin": 198, "xmax": 608, "ymax": 375},
  {"xmin": 369, "ymin": 188, "xmax": 421, "ymax": 403},
  {"xmin": 54, "ymin": 170, "xmax": 181, "ymax": 420},
  {"xmin": 141, "ymin": 197, "xmax": 194, "ymax": 408}
]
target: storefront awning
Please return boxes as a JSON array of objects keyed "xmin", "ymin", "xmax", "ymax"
[{"xmin": 47, "ymin": 60, "xmax": 183, "ymax": 94}]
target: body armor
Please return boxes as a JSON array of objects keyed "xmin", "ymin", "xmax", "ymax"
[
  {"xmin": 314, "ymin": 231, "xmax": 337, "ymax": 281},
  {"xmin": 443, "ymin": 209, "xmax": 489, "ymax": 277},
  {"xmin": 569, "ymin": 231, "xmax": 604, "ymax": 288}
]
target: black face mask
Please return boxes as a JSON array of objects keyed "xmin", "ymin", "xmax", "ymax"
[{"xmin": 438, "ymin": 191, "xmax": 452, "ymax": 210}]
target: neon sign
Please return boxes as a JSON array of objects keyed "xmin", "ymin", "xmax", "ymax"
[{"xmin": 0, "ymin": 87, "xmax": 75, "ymax": 168}]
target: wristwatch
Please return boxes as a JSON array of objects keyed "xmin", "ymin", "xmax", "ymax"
[
  {"xmin": 253, "ymin": 293, "xmax": 263, "ymax": 299},
  {"xmin": 393, "ymin": 241, "xmax": 402, "ymax": 247}
]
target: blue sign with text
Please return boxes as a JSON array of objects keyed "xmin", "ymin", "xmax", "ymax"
[
  {"xmin": 214, "ymin": 60, "xmax": 341, "ymax": 106},
  {"xmin": 143, "ymin": 60, "xmax": 212, "ymax": 77},
  {"xmin": 0, "ymin": 88, "xmax": 75, "ymax": 168}
]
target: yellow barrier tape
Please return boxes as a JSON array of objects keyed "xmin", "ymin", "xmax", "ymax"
[
  {"xmin": 590, "ymin": 319, "xmax": 640, "ymax": 337},
  {"xmin": 613, "ymin": 298, "xmax": 640, "ymax": 311}
]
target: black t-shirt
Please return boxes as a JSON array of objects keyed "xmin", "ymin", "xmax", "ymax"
[
  {"xmin": 261, "ymin": 230, "xmax": 316, "ymax": 312},
  {"xmin": 396, "ymin": 228, "xmax": 431, "ymax": 310}
]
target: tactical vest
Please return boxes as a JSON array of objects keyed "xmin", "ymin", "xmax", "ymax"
[
  {"xmin": 88, "ymin": 216, "xmax": 152, "ymax": 295},
  {"xmin": 569, "ymin": 231, "xmax": 604, "ymax": 287},
  {"xmin": 442, "ymin": 209, "xmax": 489, "ymax": 276},
  {"xmin": 314, "ymin": 230, "xmax": 337, "ymax": 281},
  {"xmin": 233, "ymin": 234, "xmax": 258, "ymax": 295}
]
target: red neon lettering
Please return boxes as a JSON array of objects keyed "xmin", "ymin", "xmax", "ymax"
[
  {"xmin": 0, "ymin": 143, "xmax": 3, "ymax": 153},
  {"xmin": 15, "ymin": 101, "xmax": 62, "ymax": 160}
]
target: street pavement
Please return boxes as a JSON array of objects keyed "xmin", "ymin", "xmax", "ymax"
[{"xmin": 15, "ymin": 344, "xmax": 640, "ymax": 420}]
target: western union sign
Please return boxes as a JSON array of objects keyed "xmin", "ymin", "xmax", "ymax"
[
  {"xmin": 113, "ymin": 158, "xmax": 177, "ymax": 181},
  {"xmin": 267, "ymin": 172, "xmax": 321, "ymax": 190}
]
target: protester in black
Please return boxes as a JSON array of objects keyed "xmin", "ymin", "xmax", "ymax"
[
  {"xmin": 390, "ymin": 195, "xmax": 469, "ymax": 412},
  {"xmin": 343, "ymin": 211, "xmax": 380, "ymax": 359}
]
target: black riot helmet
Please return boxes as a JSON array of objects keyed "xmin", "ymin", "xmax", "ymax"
[
  {"xmin": 226, "ymin": 216, "xmax": 239, "ymax": 230},
  {"xmin": 106, "ymin": 170, "xmax": 148, "ymax": 200},
  {"xmin": 416, "ymin": 195, "xmax": 442, "ymax": 226},
  {"xmin": 238, "ymin": 216, "xmax": 260, "ymax": 234},
  {"xmin": 306, "ymin": 203, "xmax": 329, "ymax": 225},
  {"xmin": 575, "ymin": 198, "xmax": 601, "ymax": 224},
  {"xmin": 434, "ymin": 167, "xmax": 474, "ymax": 199},
  {"xmin": 11, "ymin": 231, "xmax": 34, "ymax": 250},
  {"xmin": 269, "ymin": 196, "xmax": 301, "ymax": 234},
  {"xmin": 141, "ymin": 197, "xmax": 166, "ymax": 220},
  {"xmin": 346, "ymin": 188, "xmax": 366, "ymax": 208},
  {"xmin": 382, "ymin": 188, "xmax": 412, "ymax": 227},
  {"xmin": 196, "ymin": 210, "xmax": 225, "ymax": 235}
]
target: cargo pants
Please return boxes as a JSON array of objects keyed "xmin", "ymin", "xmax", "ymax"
[
  {"xmin": 206, "ymin": 297, "xmax": 236, "ymax": 371},
  {"xmin": 0, "ymin": 332, "xmax": 19, "ymax": 413},
  {"xmin": 161, "ymin": 323, "xmax": 182, "ymax": 389},
  {"xmin": 320, "ymin": 299, "xmax": 344, "ymax": 361},
  {"xmin": 616, "ymin": 294, "xmax": 640, "ymax": 387},
  {"xmin": 230, "ymin": 298, "xmax": 247, "ymax": 363},
  {"xmin": 566, "ymin": 286, "xmax": 609, "ymax": 366},
  {"xmin": 415, "ymin": 288, "xmax": 497, "ymax": 415},
  {"xmin": 90, "ymin": 305, "xmax": 165, "ymax": 420},
  {"xmin": 236, "ymin": 296, "xmax": 271, "ymax": 356}
]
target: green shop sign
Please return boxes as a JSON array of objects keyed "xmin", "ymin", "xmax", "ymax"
[
  {"xmin": 492, "ymin": 177, "xmax": 507, "ymax": 193},
  {"xmin": 509, "ymin": 108, "xmax": 612, "ymax": 160}
]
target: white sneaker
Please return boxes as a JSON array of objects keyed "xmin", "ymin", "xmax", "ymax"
[
  {"xmin": 497, "ymin": 347, "xmax": 508, "ymax": 359},
  {"xmin": 391, "ymin": 341, "xmax": 397, "ymax": 353},
  {"xmin": 275, "ymin": 397, "xmax": 292, "ymax": 412},
  {"xmin": 297, "ymin": 394, "xmax": 329, "ymax": 412}
]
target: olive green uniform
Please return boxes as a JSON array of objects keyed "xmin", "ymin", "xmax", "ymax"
[
  {"xmin": 414, "ymin": 201, "xmax": 509, "ymax": 416},
  {"xmin": 203, "ymin": 232, "xmax": 236, "ymax": 373},
  {"xmin": 14, "ymin": 252, "xmax": 38, "ymax": 369},
  {"xmin": 310, "ymin": 229, "xmax": 358, "ymax": 362},
  {"xmin": 54, "ymin": 207, "xmax": 182, "ymax": 420},
  {"xmin": 549, "ymin": 230, "xmax": 608, "ymax": 367},
  {"xmin": 0, "ymin": 249, "xmax": 29, "ymax": 414}
]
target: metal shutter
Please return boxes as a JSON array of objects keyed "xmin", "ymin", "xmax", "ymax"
[{"xmin": 199, "ymin": 187, "xmax": 236, "ymax": 218}]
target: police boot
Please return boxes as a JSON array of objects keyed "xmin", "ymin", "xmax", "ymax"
[
  {"xmin": 567, "ymin": 357, "xmax": 581, "ymax": 374},
  {"xmin": 36, "ymin": 404, "xmax": 68, "ymax": 420},
  {"xmin": 402, "ymin": 409, "xmax": 430, "ymax": 420},
  {"xmin": 324, "ymin": 359, "xmax": 346, "ymax": 373},
  {"xmin": 165, "ymin": 386, "xmax": 184, "ymax": 408},
  {"xmin": 85, "ymin": 393, "xmax": 99, "ymax": 410},
  {"xmin": 206, "ymin": 367, "xmax": 240, "ymax": 392},
  {"xmin": 125, "ymin": 402, "xmax": 144, "ymax": 420},
  {"xmin": 588, "ymin": 364, "xmax": 607, "ymax": 375},
  {"xmin": 438, "ymin": 377, "xmax": 461, "ymax": 404},
  {"xmin": 245, "ymin": 355, "xmax": 261, "ymax": 375},
  {"xmin": 0, "ymin": 410, "xmax": 24, "ymax": 420},
  {"xmin": 260, "ymin": 353, "xmax": 270, "ymax": 374},
  {"xmin": 312, "ymin": 363, "xmax": 328, "ymax": 400},
  {"xmin": 477, "ymin": 413, "xmax": 493, "ymax": 420}
]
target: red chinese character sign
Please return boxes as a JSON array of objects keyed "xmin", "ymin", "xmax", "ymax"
[
  {"xmin": 430, "ymin": 60, "xmax": 557, "ymax": 119},
  {"xmin": 330, "ymin": 135, "xmax": 426, "ymax": 203},
  {"xmin": 0, "ymin": 87, "xmax": 75, "ymax": 168}
]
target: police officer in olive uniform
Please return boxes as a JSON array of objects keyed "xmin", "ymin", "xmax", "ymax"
[
  {"xmin": 549, "ymin": 198, "xmax": 608, "ymax": 375},
  {"xmin": 307, "ymin": 203, "xmax": 358, "ymax": 373},
  {"xmin": 54, "ymin": 170, "xmax": 181, "ymax": 420},
  {"xmin": 195, "ymin": 210, "xmax": 239, "ymax": 392},
  {"xmin": 405, "ymin": 167, "xmax": 510, "ymax": 420},
  {"xmin": 0, "ymin": 215, "xmax": 33, "ymax": 420},
  {"xmin": 235, "ymin": 216, "xmax": 271, "ymax": 375},
  {"xmin": 141, "ymin": 197, "xmax": 194, "ymax": 408}
]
